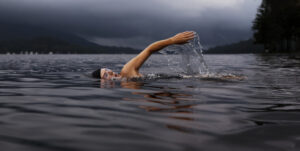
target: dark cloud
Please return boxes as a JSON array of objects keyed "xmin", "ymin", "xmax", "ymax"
[{"xmin": 0, "ymin": 0, "xmax": 262, "ymax": 48}]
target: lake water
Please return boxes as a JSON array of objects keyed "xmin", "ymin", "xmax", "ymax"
[{"xmin": 0, "ymin": 54, "xmax": 299, "ymax": 151}]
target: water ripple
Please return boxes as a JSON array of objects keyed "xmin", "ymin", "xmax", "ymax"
[{"xmin": 0, "ymin": 54, "xmax": 299, "ymax": 151}]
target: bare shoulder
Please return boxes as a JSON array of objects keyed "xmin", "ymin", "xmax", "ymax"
[{"xmin": 120, "ymin": 66, "xmax": 141, "ymax": 78}]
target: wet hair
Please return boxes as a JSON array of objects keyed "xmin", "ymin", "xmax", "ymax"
[{"xmin": 92, "ymin": 69, "xmax": 101, "ymax": 79}]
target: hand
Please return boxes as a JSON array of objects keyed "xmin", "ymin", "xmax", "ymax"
[{"xmin": 169, "ymin": 31, "xmax": 195, "ymax": 44}]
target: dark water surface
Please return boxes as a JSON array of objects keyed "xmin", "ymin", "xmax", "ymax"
[{"xmin": 0, "ymin": 54, "xmax": 299, "ymax": 151}]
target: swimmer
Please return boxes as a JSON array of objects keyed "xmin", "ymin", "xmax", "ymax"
[{"xmin": 92, "ymin": 31, "xmax": 195, "ymax": 80}]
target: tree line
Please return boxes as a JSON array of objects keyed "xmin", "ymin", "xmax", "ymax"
[{"xmin": 252, "ymin": 0, "xmax": 300, "ymax": 52}]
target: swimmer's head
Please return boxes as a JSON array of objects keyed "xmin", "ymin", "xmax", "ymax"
[
  {"xmin": 92, "ymin": 68, "xmax": 119, "ymax": 79},
  {"xmin": 92, "ymin": 69, "xmax": 101, "ymax": 79},
  {"xmin": 100, "ymin": 68, "xmax": 119, "ymax": 80}
]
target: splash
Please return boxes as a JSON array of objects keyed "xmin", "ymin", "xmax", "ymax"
[{"xmin": 161, "ymin": 32, "xmax": 208, "ymax": 75}]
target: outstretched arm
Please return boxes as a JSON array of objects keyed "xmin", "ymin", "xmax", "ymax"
[{"xmin": 120, "ymin": 31, "xmax": 195, "ymax": 78}]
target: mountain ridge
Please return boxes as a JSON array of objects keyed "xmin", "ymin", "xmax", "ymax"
[
  {"xmin": 205, "ymin": 39, "xmax": 264, "ymax": 54},
  {"xmin": 0, "ymin": 23, "xmax": 140, "ymax": 54}
]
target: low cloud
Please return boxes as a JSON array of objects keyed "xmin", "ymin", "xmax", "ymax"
[{"xmin": 0, "ymin": 0, "xmax": 262, "ymax": 48}]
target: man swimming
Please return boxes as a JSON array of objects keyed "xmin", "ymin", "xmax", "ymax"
[{"xmin": 92, "ymin": 31, "xmax": 195, "ymax": 80}]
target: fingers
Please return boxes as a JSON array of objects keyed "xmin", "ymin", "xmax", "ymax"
[
  {"xmin": 180, "ymin": 31, "xmax": 195, "ymax": 39},
  {"xmin": 182, "ymin": 31, "xmax": 194, "ymax": 34},
  {"xmin": 182, "ymin": 32, "xmax": 195, "ymax": 40},
  {"xmin": 171, "ymin": 31, "xmax": 196, "ymax": 44},
  {"xmin": 182, "ymin": 31, "xmax": 195, "ymax": 35}
]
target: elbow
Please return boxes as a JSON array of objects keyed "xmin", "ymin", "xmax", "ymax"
[
  {"xmin": 147, "ymin": 48, "xmax": 156, "ymax": 54},
  {"xmin": 148, "ymin": 39, "xmax": 173, "ymax": 53},
  {"xmin": 147, "ymin": 44, "xmax": 162, "ymax": 54}
]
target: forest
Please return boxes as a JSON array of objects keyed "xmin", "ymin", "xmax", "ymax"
[{"xmin": 252, "ymin": 0, "xmax": 300, "ymax": 52}]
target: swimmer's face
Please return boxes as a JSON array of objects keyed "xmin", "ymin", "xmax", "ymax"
[{"xmin": 101, "ymin": 68, "xmax": 119, "ymax": 79}]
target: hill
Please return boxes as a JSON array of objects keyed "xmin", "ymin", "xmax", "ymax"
[
  {"xmin": 0, "ymin": 23, "xmax": 139, "ymax": 54},
  {"xmin": 205, "ymin": 39, "xmax": 264, "ymax": 54}
]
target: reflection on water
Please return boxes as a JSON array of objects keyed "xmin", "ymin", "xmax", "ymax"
[
  {"xmin": 121, "ymin": 81, "xmax": 194, "ymax": 112},
  {"xmin": 0, "ymin": 54, "xmax": 299, "ymax": 151},
  {"xmin": 120, "ymin": 80, "xmax": 196, "ymax": 132}
]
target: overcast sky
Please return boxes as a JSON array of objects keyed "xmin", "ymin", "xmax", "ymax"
[{"xmin": 0, "ymin": 0, "xmax": 262, "ymax": 49}]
